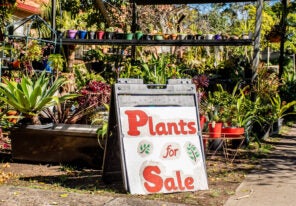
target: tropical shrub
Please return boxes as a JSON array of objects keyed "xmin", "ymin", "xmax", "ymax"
[{"xmin": 0, "ymin": 71, "xmax": 77, "ymax": 125}]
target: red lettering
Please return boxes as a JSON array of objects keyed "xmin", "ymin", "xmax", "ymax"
[
  {"xmin": 155, "ymin": 122, "xmax": 169, "ymax": 135},
  {"xmin": 187, "ymin": 122, "xmax": 197, "ymax": 134},
  {"xmin": 184, "ymin": 177, "xmax": 194, "ymax": 189},
  {"xmin": 162, "ymin": 145, "xmax": 178, "ymax": 158},
  {"xmin": 125, "ymin": 110, "xmax": 148, "ymax": 136},
  {"xmin": 142, "ymin": 166, "xmax": 195, "ymax": 193},
  {"xmin": 148, "ymin": 117, "xmax": 156, "ymax": 136},
  {"xmin": 167, "ymin": 123, "xmax": 181, "ymax": 135},
  {"xmin": 164, "ymin": 177, "xmax": 178, "ymax": 191},
  {"xmin": 178, "ymin": 120, "xmax": 187, "ymax": 134},
  {"xmin": 124, "ymin": 110, "xmax": 197, "ymax": 136},
  {"xmin": 176, "ymin": 171, "xmax": 186, "ymax": 190},
  {"xmin": 143, "ymin": 166, "xmax": 163, "ymax": 193}
]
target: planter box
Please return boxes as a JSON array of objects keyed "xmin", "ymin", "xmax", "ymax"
[{"xmin": 10, "ymin": 124, "xmax": 103, "ymax": 169}]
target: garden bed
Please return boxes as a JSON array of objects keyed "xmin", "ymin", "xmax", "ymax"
[{"xmin": 0, "ymin": 134, "xmax": 261, "ymax": 206}]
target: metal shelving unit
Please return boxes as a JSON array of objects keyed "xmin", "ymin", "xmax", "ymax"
[{"xmin": 60, "ymin": 38, "xmax": 253, "ymax": 46}]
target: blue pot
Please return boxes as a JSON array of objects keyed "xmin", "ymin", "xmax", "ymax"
[{"xmin": 78, "ymin": 30, "xmax": 87, "ymax": 39}]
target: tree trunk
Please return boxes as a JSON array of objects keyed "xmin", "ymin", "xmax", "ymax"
[{"xmin": 94, "ymin": 0, "xmax": 111, "ymax": 26}]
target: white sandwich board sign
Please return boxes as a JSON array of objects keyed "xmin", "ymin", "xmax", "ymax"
[{"xmin": 102, "ymin": 79, "xmax": 208, "ymax": 195}]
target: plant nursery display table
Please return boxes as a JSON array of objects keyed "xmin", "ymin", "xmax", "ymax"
[{"xmin": 202, "ymin": 133, "xmax": 245, "ymax": 163}]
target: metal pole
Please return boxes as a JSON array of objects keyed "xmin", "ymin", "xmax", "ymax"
[
  {"xmin": 51, "ymin": 0, "xmax": 56, "ymax": 40},
  {"xmin": 251, "ymin": 0, "xmax": 263, "ymax": 82},
  {"xmin": 131, "ymin": 0, "xmax": 137, "ymax": 61},
  {"xmin": 279, "ymin": 0, "xmax": 288, "ymax": 79},
  {"xmin": 267, "ymin": 45, "xmax": 270, "ymax": 67},
  {"xmin": 293, "ymin": 54, "xmax": 296, "ymax": 72},
  {"xmin": 0, "ymin": 58, "xmax": 2, "ymax": 81}
]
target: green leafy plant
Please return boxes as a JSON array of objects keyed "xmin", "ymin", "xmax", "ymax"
[
  {"xmin": 0, "ymin": 71, "xmax": 77, "ymax": 125},
  {"xmin": 269, "ymin": 93, "xmax": 296, "ymax": 121},
  {"xmin": 48, "ymin": 54, "xmax": 65, "ymax": 77},
  {"xmin": 93, "ymin": 104, "xmax": 109, "ymax": 149},
  {"xmin": 98, "ymin": 22, "xmax": 105, "ymax": 31}
]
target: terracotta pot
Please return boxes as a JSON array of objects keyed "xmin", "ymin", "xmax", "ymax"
[
  {"xmin": 163, "ymin": 34, "xmax": 170, "ymax": 40},
  {"xmin": 6, "ymin": 110, "xmax": 18, "ymax": 124},
  {"xmin": 171, "ymin": 34, "xmax": 178, "ymax": 40}
]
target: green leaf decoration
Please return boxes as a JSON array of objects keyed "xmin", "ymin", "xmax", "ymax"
[
  {"xmin": 186, "ymin": 143, "xmax": 200, "ymax": 162},
  {"xmin": 139, "ymin": 142, "xmax": 151, "ymax": 154}
]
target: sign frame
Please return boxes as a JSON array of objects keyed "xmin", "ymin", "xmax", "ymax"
[{"xmin": 102, "ymin": 78, "xmax": 208, "ymax": 194}]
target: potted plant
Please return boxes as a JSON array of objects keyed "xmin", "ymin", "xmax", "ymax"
[
  {"xmin": 77, "ymin": 22, "xmax": 87, "ymax": 39},
  {"xmin": 154, "ymin": 32, "xmax": 164, "ymax": 40},
  {"xmin": 143, "ymin": 23, "xmax": 154, "ymax": 40},
  {"xmin": 20, "ymin": 40, "xmax": 43, "ymax": 71},
  {"xmin": 58, "ymin": 12, "xmax": 78, "ymax": 39},
  {"xmin": 135, "ymin": 30, "xmax": 143, "ymax": 40},
  {"xmin": 124, "ymin": 25, "xmax": 133, "ymax": 40},
  {"xmin": 96, "ymin": 22, "xmax": 105, "ymax": 40},
  {"xmin": 105, "ymin": 27, "xmax": 116, "ymax": 40},
  {"xmin": 82, "ymin": 49, "xmax": 105, "ymax": 72},
  {"xmin": 47, "ymin": 54, "xmax": 64, "ymax": 77},
  {"xmin": 269, "ymin": 93, "xmax": 296, "ymax": 135},
  {"xmin": 195, "ymin": 30, "xmax": 204, "ymax": 40},
  {"xmin": 206, "ymin": 103, "xmax": 223, "ymax": 138},
  {"xmin": 0, "ymin": 71, "xmax": 78, "ymax": 125},
  {"xmin": 0, "ymin": 71, "xmax": 103, "ymax": 168},
  {"xmin": 88, "ymin": 24, "xmax": 97, "ymax": 39}
]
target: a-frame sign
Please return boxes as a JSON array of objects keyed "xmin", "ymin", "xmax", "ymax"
[{"xmin": 102, "ymin": 78, "xmax": 208, "ymax": 194}]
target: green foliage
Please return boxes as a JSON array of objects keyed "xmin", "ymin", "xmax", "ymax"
[
  {"xmin": 56, "ymin": 11, "xmax": 78, "ymax": 31},
  {"xmin": 93, "ymin": 104, "xmax": 110, "ymax": 149},
  {"xmin": 206, "ymin": 84, "xmax": 240, "ymax": 123},
  {"xmin": 83, "ymin": 49, "xmax": 104, "ymax": 62},
  {"xmin": 139, "ymin": 53, "xmax": 185, "ymax": 84},
  {"xmin": 48, "ymin": 54, "xmax": 65, "ymax": 74},
  {"xmin": 280, "ymin": 69, "xmax": 296, "ymax": 103},
  {"xmin": 269, "ymin": 93, "xmax": 296, "ymax": 120},
  {"xmin": 253, "ymin": 66, "xmax": 280, "ymax": 103},
  {"xmin": 0, "ymin": 71, "xmax": 77, "ymax": 124},
  {"xmin": 21, "ymin": 40, "xmax": 42, "ymax": 63},
  {"xmin": 0, "ymin": 0, "xmax": 17, "ymax": 28},
  {"xmin": 74, "ymin": 67, "xmax": 106, "ymax": 90},
  {"xmin": 119, "ymin": 59, "xmax": 143, "ymax": 79}
]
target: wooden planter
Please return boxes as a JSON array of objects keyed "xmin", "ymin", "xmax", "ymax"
[{"xmin": 10, "ymin": 124, "xmax": 103, "ymax": 169}]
